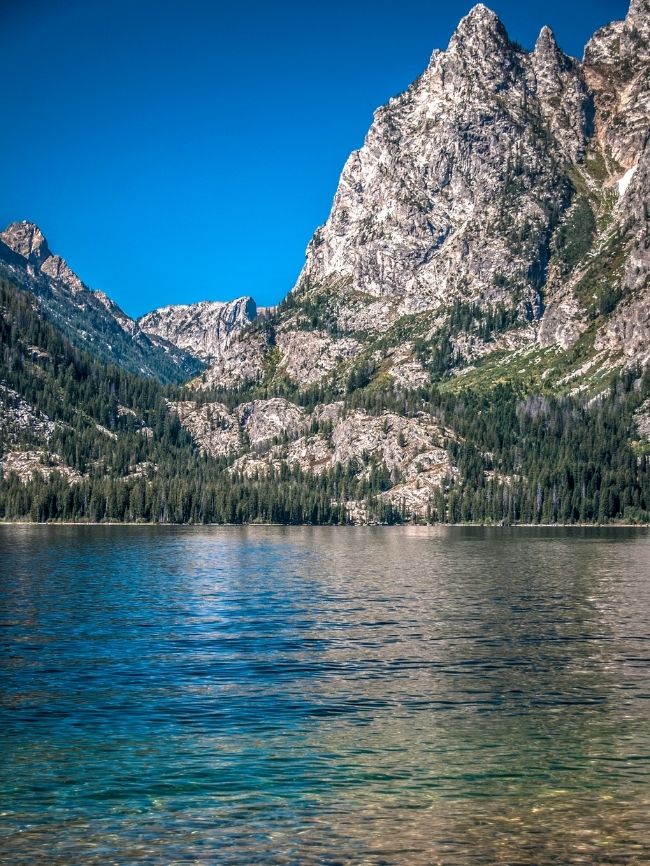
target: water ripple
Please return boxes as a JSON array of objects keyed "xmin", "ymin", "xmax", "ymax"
[{"xmin": 1, "ymin": 525, "xmax": 649, "ymax": 864}]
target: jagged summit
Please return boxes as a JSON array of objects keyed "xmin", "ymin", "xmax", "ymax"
[
  {"xmin": 453, "ymin": 4, "xmax": 503, "ymax": 35},
  {"xmin": 585, "ymin": 0, "xmax": 649, "ymax": 63},
  {"xmin": 534, "ymin": 26, "xmax": 560, "ymax": 57},
  {"xmin": 448, "ymin": 3, "xmax": 510, "ymax": 55},
  {"xmin": 532, "ymin": 26, "xmax": 577, "ymax": 87},
  {"xmin": 292, "ymin": 0, "xmax": 591, "ymax": 330},
  {"xmin": 0, "ymin": 220, "xmax": 204, "ymax": 382},
  {"xmin": 0, "ymin": 216, "xmax": 258, "ymax": 374},
  {"xmin": 583, "ymin": 0, "xmax": 649, "ymax": 167},
  {"xmin": 1, "ymin": 221, "xmax": 51, "ymax": 267},
  {"xmin": 1, "ymin": 220, "xmax": 86, "ymax": 294},
  {"xmin": 146, "ymin": 299, "xmax": 255, "ymax": 316},
  {"xmin": 626, "ymin": 0, "xmax": 650, "ymax": 40}
]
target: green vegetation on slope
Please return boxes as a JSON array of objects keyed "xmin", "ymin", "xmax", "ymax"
[
  {"xmin": 0, "ymin": 278, "xmax": 391, "ymax": 524},
  {"xmin": 1, "ymin": 274, "xmax": 649, "ymax": 525},
  {"xmin": 343, "ymin": 374, "xmax": 650, "ymax": 524}
]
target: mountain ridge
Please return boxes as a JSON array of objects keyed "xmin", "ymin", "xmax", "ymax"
[
  {"xmin": 0, "ymin": 220, "xmax": 265, "ymax": 383},
  {"xmin": 138, "ymin": 297, "xmax": 258, "ymax": 362},
  {"xmin": 178, "ymin": 0, "xmax": 648, "ymax": 396}
]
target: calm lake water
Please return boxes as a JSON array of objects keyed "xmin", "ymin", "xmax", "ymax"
[{"xmin": 1, "ymin": 525, "xmax": 650, "ymax": 865}]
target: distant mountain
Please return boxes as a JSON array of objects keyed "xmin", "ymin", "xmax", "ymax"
[
  {"xmin": 0, "ymin": 221, "xmax": 203, "ymax": 383},
  {"xmin": 138, "ymin": 297, "xmax": 258, "ymax": 362}
]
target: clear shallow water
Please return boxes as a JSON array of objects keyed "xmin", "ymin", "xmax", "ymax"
[{"xmin": 1, "ymin": 525, "xmax": 650, "ymax": 865}]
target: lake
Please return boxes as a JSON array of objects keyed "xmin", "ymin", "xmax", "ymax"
[{"xmin": 1, "ymin": 525, "xmax": 649, "ymax": 864}]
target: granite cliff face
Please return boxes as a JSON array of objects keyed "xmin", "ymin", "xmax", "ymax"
[
  {"xmin": 167, "ymin": 396, "xmax": 456, "ymax": 518},
  {"xmin": 583, "ymin": 0, "xmax": 650, "ymax": 170},
  {"xmin": 139, "ymin": 297, "xmax": 257, "ymax": 362},
  {"xmin": 188, "ymin": 0, "xmax": 649, "ymax": 396},
  {"xmin": 539, "ymin": 0, "xmax": 650, "ymax": 363}
]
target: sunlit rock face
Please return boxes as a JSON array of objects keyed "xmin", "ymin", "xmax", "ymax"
[
  {"xmin": 593, "ymin": 135, "xmax": 650, "ymax": 367},
  {"xmin": 274, "ymin": 329, "xmax": 361, "ymax": 386},
  {"xmin": 0, "ymin": 221, "xmax": 52, "ymax": 267},
  {"xmin": 0, "ymin": 450, "xmax": 84, "ymax": 485},
  {"xmin": 270, "ymin": 0, "xmax": 647, "ymax": 365},
  {"xmin": 139, "ymin": 297, "xmax": 258, "ymax": 362},
  {"xmin": 170, "ymin": 395, "xmax": 456, "ymax": 518},
  {"xmin": 583, "ymin": 0, "xmax": 650, "ymax": 170},
  {"xmin": 235, "ymin": 398, "xmax": 307, "ymax": 447},
  {"xmin": 587, "ymin": 0, "xmax": 650, "ymax": 365},
  {"xmin": 196, "ymin": 330, "xmax": 272, "ymax": 390},
  {"xmin": 166, "ymin": 400, "xmax": 242, "ymax": 457},
  {"xmin": 294, "ymin": 4, "xmax": 590, "ymax": 331}
]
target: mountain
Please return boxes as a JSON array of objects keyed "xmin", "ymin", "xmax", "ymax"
[
  {"xmin": 1, "ymin": 270, "xmax": 648, "ymax": 525},
  {"xmin": 138, "ymin": 297, "xmax": 258, "ymax": 362},
  {"xmin": 159, "ymin": 0, "xmax": 650, "ymax": 521},
  {"xmin": 188, "ymin": 0, "xmax": 649, "ymax": 397},
  {"xmin": 3, "ymin": 258, "xmax": 647, "ymax": 524},
  {"xmin": 298, "ymin": 5, "xmax": 589, "ymax": 332},
  {"xmin": 1, "ymin": 0, "xmax": 649, "ymax": 524},
  {"xmin": 0, "ymin": 221, "xmax": 204, "ymax": 383}
]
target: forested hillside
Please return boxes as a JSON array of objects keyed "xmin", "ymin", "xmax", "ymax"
[
  {"xmin": 1, "ymin": 276, "xmax": 648, "ymax": 524},
  {"xmin": 0, "ymin": 279, "xmax": 354, "ymax": 523}
]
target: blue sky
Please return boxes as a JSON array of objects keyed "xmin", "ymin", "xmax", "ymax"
[{"xmin": 0, "ymin": 0, "xmax": 629, "ymax": 317}]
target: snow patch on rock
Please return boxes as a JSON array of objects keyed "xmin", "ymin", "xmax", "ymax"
[{"xmin": 618, "ymin": 165, "xmax": 638, "ymax": 196}]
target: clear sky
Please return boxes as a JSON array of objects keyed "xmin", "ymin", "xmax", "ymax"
[{"xmin": 0, "ymin": 0, "xmax": 630, "ymax": 317}]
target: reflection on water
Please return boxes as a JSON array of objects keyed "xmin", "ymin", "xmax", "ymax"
[{"xmin": 1, "ymin": 525, "xmax": 649, "ymax": 864}]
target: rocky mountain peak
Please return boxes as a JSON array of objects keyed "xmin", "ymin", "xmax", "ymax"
[
  {"xmin": 530, "ymin": 24, "xmax": 588, "ymax": 161},
  {"xmin": 533, "ymin": 26, "xmax": 561, "ymax": 60},
  {"xmin": 0, "ymin": 220, "xmax": 89, "ymax": 295},
  {"xmin": 585, "ymin": 0, "xmax": 649, "ymax": 64},
  {"xmin": 583, "ymin": 0, "xmax": 649, "ymax": 167},
  {"xmin": 294, "ymin": 2, "xmax": 590, "ymax": 330},
  {"xmin": 138, "ymin": 296, "xmax": 258, "ymax": 362},
  {"xmin": 451, "ymin": 4, "xmax": 505, "ymax": 43},
  {"xmin": 446, "ymin": 4, "xmax": 513, "ymax": 71},
  {"xmin": 0, "ymin": 220, "xmax": 204, "ymax": 382},
  {"xmin": 531, "ymin": 25, "xmax": 577, "ymax": 91},
  {"xmin": 1, "ymin": 221, "xmax": 51, "ymax": 267}
]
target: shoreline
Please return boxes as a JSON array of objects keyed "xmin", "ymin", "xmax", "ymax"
[{"xmin": 0, "ymin": 521, "xmax": 648, "ymax": 529}]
